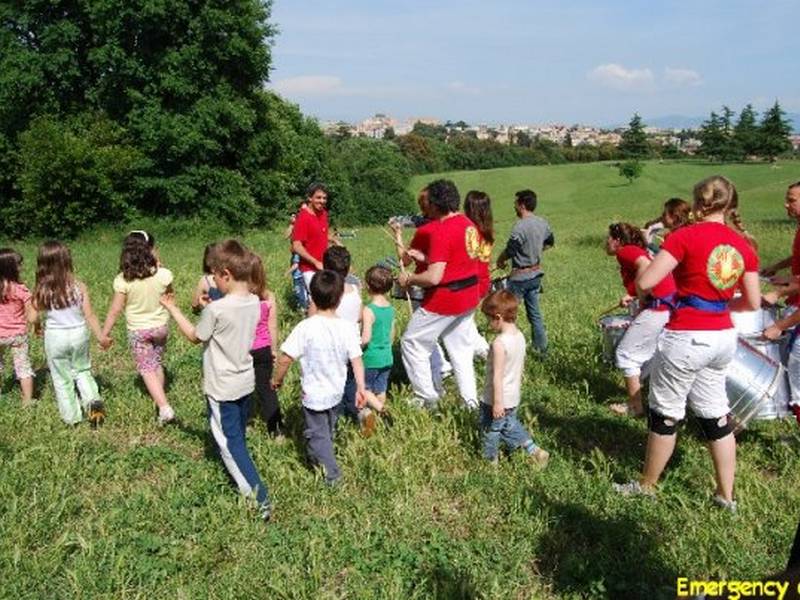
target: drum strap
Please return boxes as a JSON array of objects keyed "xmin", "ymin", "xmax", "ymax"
[
  {"xmin": 674, "ymin": 295, "xmax": 728, "ymax": 313},
  {"xmin": 440, "ymin": 275, "xmax": 478, "ymax": 291},
  {"xmin": 645, "ymin": 293, "xmax": 677, "ymax": 311}
]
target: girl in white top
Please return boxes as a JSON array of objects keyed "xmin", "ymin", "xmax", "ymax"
[
  {"xmin": 479, "ymin": 290, "xmax": 549, "ymax": 466},
  {"xmin": 32, "ymin": 242, "xmax": 111, "ymax": 426}
]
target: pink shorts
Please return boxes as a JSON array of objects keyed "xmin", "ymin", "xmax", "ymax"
[{"xmin": 128, "ymin": 325, "xmax": 168, "ymax": 373}]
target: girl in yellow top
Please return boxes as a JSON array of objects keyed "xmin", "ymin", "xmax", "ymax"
[{"xmin": 102, "ymin": 232, "xmax": 176, "ymax": 424}]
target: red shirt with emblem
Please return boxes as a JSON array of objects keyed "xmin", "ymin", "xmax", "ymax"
[
  {"xmin": 291, "ymin": 208, "xmax": 329, "ymax": 273},
  {"xmin": 616, "ymin": 245, "xmax": 677, "ymax": 308},
  {"xmin": 409, "ymin": 220, "xmax": 438, "ymax": 275},
  {"xmin": 473, "ymin": 230, "xmax": 493, "ymax": 298},
  {"xmin": 788, "ymin": 227, "xmax": 800, "ymax": 307},
  {"xmin": 422, "ymin": 213, "xmax": 480, "ymax": 315},
  {"xmin": 660, "ymin": 221, "xmax": 758, "ymax": 330}
]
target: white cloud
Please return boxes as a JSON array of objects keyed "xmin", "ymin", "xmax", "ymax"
[
  {"xmin": 664, "ymin": 67, "xmax": 702, "ymax": 87},
  {"xmin": 272, "ymin": 75, "xmax": 345, "ymax": 96},
  {"xmin": 588, "ymin": 63, "xmax": 654, "ymax": 91}
]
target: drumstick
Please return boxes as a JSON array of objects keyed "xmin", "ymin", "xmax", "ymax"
[
  {"xmin": 383, "ymin": 227, "xmax": 413, "ymax": 313},
  {"xmin": 596, "ymin": 303, "xmax": 620, "ymax": 320}
]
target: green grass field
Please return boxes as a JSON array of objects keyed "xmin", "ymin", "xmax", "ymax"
[{"xmin": 2, "ymin": 160, "xmax": 799, "ymax": 599}]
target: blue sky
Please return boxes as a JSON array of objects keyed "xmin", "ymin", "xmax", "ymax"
[{"xmin": 268, "ymin": 0, "xmax": 798, "ymax": 126}]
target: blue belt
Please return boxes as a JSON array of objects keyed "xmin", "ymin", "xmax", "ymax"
[
  {"xmin": 645, "ymin": 293, "xmax": 677, "ymax": 310},
  {"xmin": 674, "ymin": 295, "xmax": 728, "ymax": 313}
]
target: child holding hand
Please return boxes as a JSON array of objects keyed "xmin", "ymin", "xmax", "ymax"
[
  {"xmin": 361, "ymin": 266, "xmax": 395, "ymax": 414},
  {"xmin": 272, "ymin": 270, "xmax": 366, "ymax": 485},
  {"xmin": 32, "ymin": 242, "xmax": 111, "ymax": 426},
  {"xmin": 480, "ymin": 290, "xmax": 549, "ymax": 466},
  {"xmin": 102, "ymin": 232, "xmax": 175, "ymax": 424},
  {"xmin": 161, "ymin": 240, "xmax": 271, "ymax": 521},
  {"xmin": 0, "ymin": 248, "xmax": 36, "ymax": 405}
]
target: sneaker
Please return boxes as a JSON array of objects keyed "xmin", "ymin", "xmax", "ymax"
[
  {"xmin": 530, "ymin": 448, "xmax": 550, "ymax": 467},
  {"xmin": 613, "ymin": 480, "xmax": 656, "ymax": 497},
  {"xmin": 359, "ymin": 409, "xmax": 376, "ymax": 438},
  {"xmin": 88, "ymin": 400, "xmax": 106, "ymax": 429},
  {"xmin": 609, "ymin": 403, "xmax": 645, "ymax": 418},
  {"xmin": 712, "ymin": 495, "xmax": 737, "ymax": 514},
  {"xmin": 157, "ymin": 405, "xmax": 176, "ymax": 426},
  {"xmin": 259, "ymin": 503, "xmax": 272, "ymax": 523}
]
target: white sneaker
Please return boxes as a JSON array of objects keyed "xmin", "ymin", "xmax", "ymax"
[
  {"xmin": 712, "ymin": 495, "xmax": 737, "ymax": 514},
  {"xmin": 157, "ymin": 405, "xmax": 176, "ymax": 426},
  {"xmin": 613, "ymin": 480, "xmax": 655, "ymax": 497}
]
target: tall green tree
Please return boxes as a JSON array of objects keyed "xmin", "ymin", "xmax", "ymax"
[
  {"xmin": 734, "ymin": 104, "xmax": 760, "ymax": 158},
  {"xmin": 718, "ymin": 106, "xmax": 741, "ymax": 161},
  {"xmin": 0, "ymin": 0, "xmax": 349, "ymax": 236},
  {"xmin": 618, "ymin": 113, "xmax": 649, "ymax": 159},
  {"xmin": 758, "ymin": 101, "xmax": 792, "ymax": 161},
  {"xmin": 698, "ymin": 112, "xmax": 727, "ymax": 160}
]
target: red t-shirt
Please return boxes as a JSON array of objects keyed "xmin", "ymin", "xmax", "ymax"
[
  {"xmin": 661, "ymin": 221, "xmax": 759, "ymax": 330},
  {"xmin": 291, "ymin": 208, "xmax": 329, "ymax": 273},
  {"xmin": 422, "ymin": 213, "xmax": 480, "ymax": 315},
  {"xmin": 473, "ymin": 231, "xmax": 493, "ymax": 298},
  {"xmin": 788, "ymin": 227, "xmax": 800, "ymax": 307},
  {"xmin": 409, "ymin": 220, "xmax": 438, "ymax": 275},
  {"xmin": 615, "ymin": 245, "xmax": 676, "ymax": 307}
]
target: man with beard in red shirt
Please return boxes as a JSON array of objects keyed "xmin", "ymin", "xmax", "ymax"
[
  {"xmin": 292, "ymin": 183, "xmax": 333, "ymax": 295},
  {"xmin": 398, "ymin": 179, "xmax": 480, "ymax": 410}
]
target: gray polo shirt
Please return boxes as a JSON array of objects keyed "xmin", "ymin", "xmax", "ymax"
[
  {"xmin": 195, "ymin": 292, "xmax": 260, "ymax": 401},
  {"xmin": 504, "ymin": 215, "xmax": 554, "ymax": 281}
]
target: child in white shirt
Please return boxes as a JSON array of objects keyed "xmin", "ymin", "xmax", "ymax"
[{"xmin": 272, "ymin": 270, "xmax": 366, "ymax": 485}]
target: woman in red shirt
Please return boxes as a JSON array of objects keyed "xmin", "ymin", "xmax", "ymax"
[
  {"xmin": 615, "ymin": 176, "xmax": 760, "ymax": 512},
  {"xmin": 464, "ymin": 190, "xmax": 494, "ymax": 359},
  {"xmin": 605, "ymin": 223, "xmax": 676, "ymax": 418}
]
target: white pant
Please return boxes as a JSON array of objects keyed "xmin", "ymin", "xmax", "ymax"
[
  {"xmin": 302, "ymin": 270, "xmax": 315, "ymax": 291},
  {"xmin": 615, "ymin": 309, "xmax": 669, "ymax": 378},
  {"xmin": 466, "ymin": 313, "xmax": 490, "ymax": 359},
  {"xmin": 648, "ymin": 328, "xmax": 736, "ymax": 420},
  {"xmin": 402, "ymin": 308, "xmax": 478, "ymax": 409}
]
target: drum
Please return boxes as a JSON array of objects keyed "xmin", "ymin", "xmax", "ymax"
[
  {"xmin": 598, "ymin": 314, "xmax": 632, "ymax": 364},
  {"xmin": 392, "ymin": 282, "xmax": 424, "ymax": 302},
  {"xmin": 491, "ymin": 276, "xmax": 508, "ymax": 294},
  {"xmin": 736, "ymin": 336, "xmax": 791, "ymax": 421},
  {"xmin": 726, "ymin": 337, "xmax": 790, "ymax": 433},
  {"xmin": 731, "ymin": 305, "xmax": 782, "ymax": 336}
]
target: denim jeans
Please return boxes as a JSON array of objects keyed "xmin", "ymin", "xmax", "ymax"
[
  {"xmin": 479, "ymin": 404, "xmax": 538, "ymax": 460},
  {"xmin": 508, "ymin": 276, "xmax": 547, "ymax": 354}
]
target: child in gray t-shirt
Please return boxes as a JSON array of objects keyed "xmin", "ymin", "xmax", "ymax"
[{"xmin": 161, "ymin": 240, "xmax": 271, "ymax": 521}]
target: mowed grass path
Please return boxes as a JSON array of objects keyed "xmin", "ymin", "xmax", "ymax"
[{"xmin": 2, "ymin": 160, "xmax": 799, "ymax": 599}]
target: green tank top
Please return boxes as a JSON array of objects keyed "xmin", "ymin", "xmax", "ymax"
[{"xmin": 363, "ymin": 303, "xmax": 395, "ymax": 369}]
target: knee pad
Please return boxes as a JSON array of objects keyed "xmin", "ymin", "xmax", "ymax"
[
  {"xmin": 696, "ymin": 414, "xmax": 733, "ymax": 441},
  {"xmin": 648, "ymin": 409, "xmax": 679, "ymax": 435}
]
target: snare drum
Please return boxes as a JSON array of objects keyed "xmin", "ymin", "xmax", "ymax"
[
  {"xmin": 598, "ymin": 314, "xmax": 633, "ymax": 364},
  {"xmin": 490, "ymin": 277, "xmax": 508, "ymax": 294},
  {"xmin": 392, "ymin": 282, "xmax": 424, "ymax": 302},
  {"xmin": 726, "ymin": 337, "xmax": 790, "ymax": 433},
  {"xmin": 731, "ymin": 305, "xmax": 782, "ymax": 336}
]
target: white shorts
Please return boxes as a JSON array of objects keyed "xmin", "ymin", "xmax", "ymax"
[
  {"xmin": 648, "ymin": 328, "xmax": 737, "ymax": 421},
  {"xmin": 615, "ymin": 309, "xmax": 669, "ymax": 377},
  {"xmin": 302, "ymin": 270, "xmax": 315, "ymax": 291}
]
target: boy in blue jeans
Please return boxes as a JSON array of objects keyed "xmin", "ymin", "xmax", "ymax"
[
  {"xmin": 480, "ymin": 290, "xmax": 549, "ymax": 466},
  {"xmin": 162, "ymin": 240, "xmax": 271, "ymax": 520}
]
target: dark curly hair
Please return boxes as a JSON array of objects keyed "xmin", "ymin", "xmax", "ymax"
[
  {"xmin": 120, "ymin": 238, "xmax": 157, "ymax": 281},
  {"xmin": 608, "ymin": 222, "xmax": 647, "ymax": 249},
  {"xmin": 425, "ymin": 179, "xmax": 460, "ymax": 214}
]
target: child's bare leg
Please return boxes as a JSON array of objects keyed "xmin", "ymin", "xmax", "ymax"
[
  {"xmin": 20, "ymin": 376, "xmax": 34, "ymax": 404},
  {"xmin": 364, "ymin": 390, "xmax": 384, "ymax": 413},
  {"xmin": 156, "ymin": 366, "xmax": 166, "ymax": 389},
  {"xmin": 141, "ymin": 371, "xmax": 169, "ymax": 410}
]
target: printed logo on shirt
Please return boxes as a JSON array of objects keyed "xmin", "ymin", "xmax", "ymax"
[
  {"xmin": 707, "ymin": 244, "xmax": 744, "ymax": 290},
  {"xmin": 465, "ymin": 225, "xmax": 482, "ymax": 259}
]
